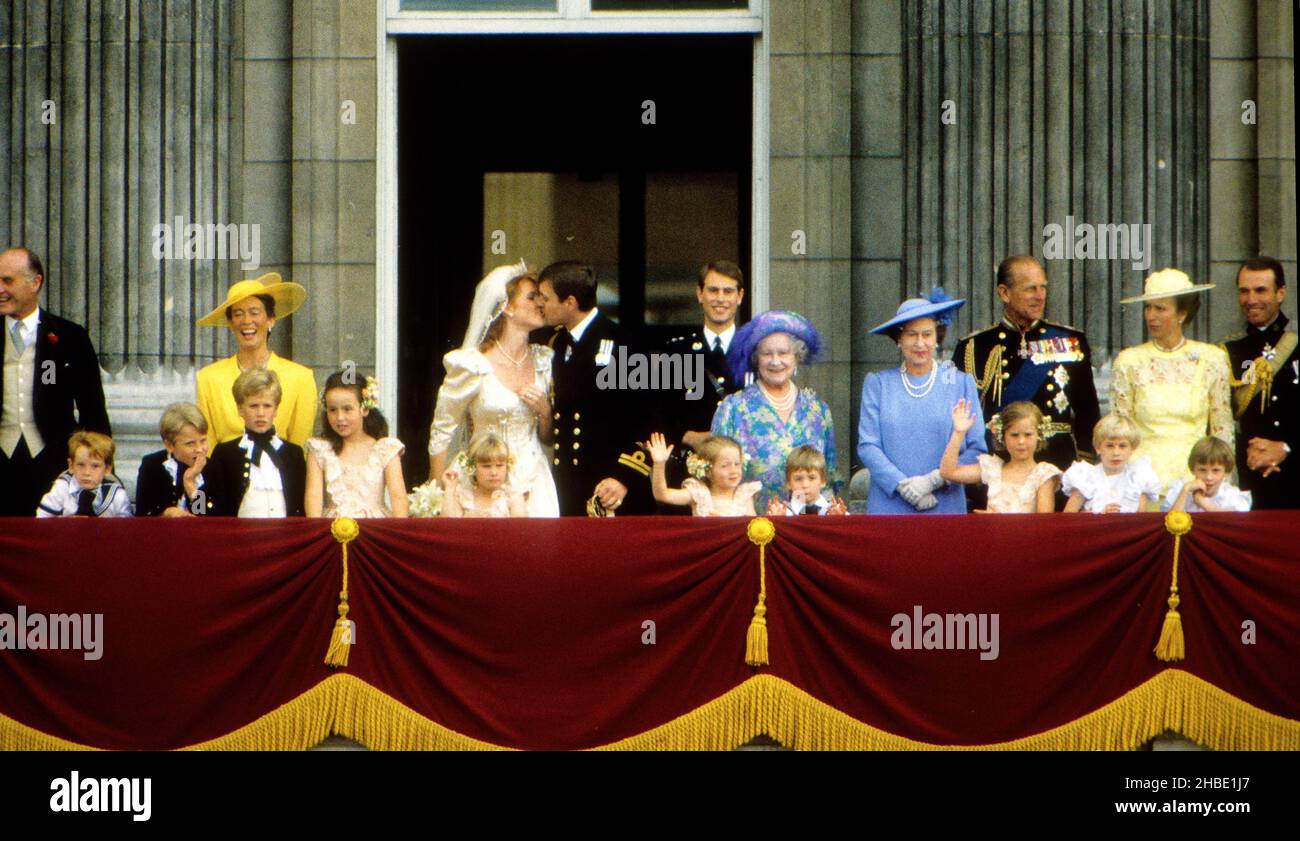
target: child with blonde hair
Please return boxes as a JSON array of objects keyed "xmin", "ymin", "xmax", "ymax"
[
  {"xmin": 649, "ymin": 432, "xmax": 761, "ymax": 516},
  {"xmin": 1164, "ymin": 436, "xmax": 1252, "ymax": 513},
  {"xmin": 941, "ymin": 400, "xmax": 1061, "ymax": 513},
  {"xmin": 135, "ymin": 403, "xmax": 209, "ymax": 516},
  {"xmin": 202, "ymin": 368, "xmax": 307, "ymax": 517},
  {"xmin": 440, "ymin": 431, "xmax": 525, "ymax": 517},
  {"xmin": 1062, "ymin": 414, "xmax": 1161, "ymax": 513}
]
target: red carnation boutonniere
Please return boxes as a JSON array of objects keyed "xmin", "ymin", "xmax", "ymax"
[{"xmin": 46, "ymin": 332, "xmax": 59, "ymax": 344}]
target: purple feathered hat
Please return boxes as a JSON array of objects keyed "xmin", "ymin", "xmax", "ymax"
[{"xmin": 727, "ymin": 310, "xmax": 823, "ymax": 385}]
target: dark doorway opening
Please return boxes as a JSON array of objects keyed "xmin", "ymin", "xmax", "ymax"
[{"xmin": 396, "ymin": 34, "xmax": 752, "ymax": 485}]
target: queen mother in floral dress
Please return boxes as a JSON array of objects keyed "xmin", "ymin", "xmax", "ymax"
[{"xmin": 710, "ymin": 310, "xmax": 837, "ymax": 511}]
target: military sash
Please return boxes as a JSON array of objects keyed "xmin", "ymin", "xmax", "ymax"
[
  {"xmin": 1004, "ymin": 332, "xmax": 1085, "ymax": 407},
  {"xmin": 1230, "ymin": 331, "xmax": 1298, "ymax": 418}
]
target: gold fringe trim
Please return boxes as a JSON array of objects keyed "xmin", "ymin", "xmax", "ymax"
[
  {"xmin": 186, "ymin": 675, "xmax": 504, "ymax": 750},
  {"xmin": 597, "ymin": 671, "xmax": 1300, "ymax": 751},
  {"xmin": 3, "ymin": 670, "xmax": 1298, "ymax": 751}
]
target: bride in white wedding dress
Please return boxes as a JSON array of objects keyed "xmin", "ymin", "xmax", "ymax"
[{"xmin": 428, "ymin": 262, "xmax": 560, "ymax": 517}]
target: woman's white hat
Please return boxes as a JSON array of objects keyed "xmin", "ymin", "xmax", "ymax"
[{"xmin": 1119, "ymin": 268, "xmax": 1214, "ymax": 304}]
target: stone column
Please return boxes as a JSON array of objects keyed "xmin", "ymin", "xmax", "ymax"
[
  {"xmin": 0, "ymin": 0, "xmax": 237, "ymax": 488},
  {"xmin": 901, "ymin": 0, "xmax": 1211, "ymax": 360},
  {"xmin": 1208, "ymin": 0, "xmax": 1295, "ymax": 340},
  {"xmin": 767, "ymin": 0, "xmax": 855, "ymax": 479}
]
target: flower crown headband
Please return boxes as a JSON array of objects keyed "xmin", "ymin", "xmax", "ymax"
[
  {"xmin": 986, "ymin": 412, "xmax": 1049, "ymax": 447},
  {"xmin": 319, "ymin": 375, "xmax": 380, "ymax": 411},
  {"xmin": 685, "ymin": 447, "xmax": 751, "ymax": 481},
  {"xmin": 455, "ymin": 449, "xmax": 516, "ymax": 477}
]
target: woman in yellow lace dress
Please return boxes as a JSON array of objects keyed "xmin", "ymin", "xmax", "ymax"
[{"xmin": 1112, "ymin": 269, "xmax": 1233, "ymax": 498}]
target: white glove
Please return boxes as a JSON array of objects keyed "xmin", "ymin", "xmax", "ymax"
[
  {"xmin": 916, "ymin": 468, "xmax": 945, "ymax": 494},
  {"xmin": 897, "ymin": 470, "xmax": 944, "ymax": 510},
  {"xmin": 896, "ymin": 477, "xmax": 927, "ymax": 507}
]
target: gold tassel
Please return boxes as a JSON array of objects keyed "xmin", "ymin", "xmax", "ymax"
[
  {"xmin": 745, "ymin": 517, "xmax": 776, "ymax": 667},
  {"xmin": 1155, "ymin": 512, "xmax": 1192, "ymax": 662},
  {"xmin": 325, "ymin": 518, "xmax": 361, "ymax": 668}
]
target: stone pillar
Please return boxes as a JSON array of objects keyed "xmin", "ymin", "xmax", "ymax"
[
  {"xmin": 0, "ymin": 0, "xmax": 237, "ymax": 489},
  {"xmin": 283, "ymin": 0, "xmax": 378, "ymax": 376},
  {"xmin": 851, "ymin": 0, "xmax": 905, "ymax": 473},
  {"xmin": 1208, "ymin": 0, "xmax": 1296, "ymax": 343},
  {"xmin": 901, "ymin": 0, "xmax": 1211, "ymax": 360},
  {"xmin": 767, "ymin": 0, "xmax": 855, "ymax": 480}
]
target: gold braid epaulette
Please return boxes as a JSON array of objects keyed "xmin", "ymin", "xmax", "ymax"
[
  {"xmin": 1227, "ymin": 332, "xmax": 1298, "ymax": 418},
  {"xmin": 965, "ymin": 340, "xmax": 1003, "ymax": 408}
]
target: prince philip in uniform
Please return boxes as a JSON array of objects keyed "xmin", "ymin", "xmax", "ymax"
[{"xmin": 954, "ymin": 256, "xmax": 1101, "ymax": 473}]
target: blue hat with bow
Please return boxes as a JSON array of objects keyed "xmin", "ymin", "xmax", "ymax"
[{"xmin": 869, "ymin": 287, "xmax": 966, "ymax": 335}]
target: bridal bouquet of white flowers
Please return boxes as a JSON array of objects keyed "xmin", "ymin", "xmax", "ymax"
[{"xmin": 407, "ymin": 479, "xmax": 445, "ymax": 518}]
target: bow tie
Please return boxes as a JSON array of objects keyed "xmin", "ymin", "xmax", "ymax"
[{"xmin": 245, "ymin": 428, "xmax": 281, "ymax": 470}]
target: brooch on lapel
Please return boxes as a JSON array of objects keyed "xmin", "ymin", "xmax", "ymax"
[
  {"xmin": 595, "ymin": 338, "xmax": 615, "ymax": 366},
  {"xmin": 46, "ymin": 332, "xmax": 58, "ymax": 344}
]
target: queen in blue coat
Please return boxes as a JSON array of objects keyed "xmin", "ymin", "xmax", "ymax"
[{"xmin": 858, "ymin": 290, "xmax": 987, "ymax": 514}]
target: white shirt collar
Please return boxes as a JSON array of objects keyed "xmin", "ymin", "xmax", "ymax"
[
  {"xmin": 63, "ymin": 473, "xmax": 103, "ymax": 502},
  {"xmin": 5, "ymin": 308, "xmax": 41, "ymax": 339},
  {"xmin": 1252, "ymin": 314, "xmax": 1281, "ymax": 333},
  {"xmin": 239, "ymin": 432, "xmax": 284, "ymax": 453},
  {"xmin": 702, "ymin": 323, "xmax": 736, "ymax": 353},
  {"xmin": 568, "ymin": 308, "xmax": 600, "ymax": 344},
  {"xmin": 162, "ymin": 454, "xmax": 203, "ymax": 487}
]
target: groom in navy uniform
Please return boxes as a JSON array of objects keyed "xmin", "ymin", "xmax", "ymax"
[
  {"xmin": 954, "ymin": 256, "xmax": 1100, "ymax": 495},
  {"xmin": 0, "ymin": 247, "xmax": 112, "ymax": 516},
  {"xmin": 537, "ymin": 260, "xmax": 656, "ymax": 516},
  {"xmin": 1222, "ymin": 257, "xmax": 1299, "ymax": 509}
]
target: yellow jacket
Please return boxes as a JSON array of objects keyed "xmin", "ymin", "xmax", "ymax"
[{"xmin": 195, "ymin": 354, "xmax": 318, "ymax": 452}]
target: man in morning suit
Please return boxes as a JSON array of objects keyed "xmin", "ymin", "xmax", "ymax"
[
  {"xmin": 537, "ymin": 260, "xmax": 656, "ymax": 516},
  {"xmin": 0, "ymin": 247, "xmax": 112, "ymax": 516},
  {"xmin": 1221, "ymin": 257, "xmax": 1299, "ymax": 509},
  {"xmin": 954, "ymin": 255, "xmax": 1101, "ymax": 483}
]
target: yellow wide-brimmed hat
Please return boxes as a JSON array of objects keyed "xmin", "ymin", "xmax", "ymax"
[
  {"xmin": 197, "ymin": 273, "xmax": 308, "ymax": 326},
  {"xmin": 1119, "ymin": 268, "xmax": 1215, "ymax": 304}
]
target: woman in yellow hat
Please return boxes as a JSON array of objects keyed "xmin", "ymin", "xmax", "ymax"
[
  {"xmin": 1111, "ymin": 268, "xmax": 1233, "ymax": 498},
  {"xmin": 195, "ymin": 273, "xmax": 317, "ymax": 452}
]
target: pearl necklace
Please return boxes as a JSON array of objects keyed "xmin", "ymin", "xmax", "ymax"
[
  {"xmin": 494, "ymin": 340, "xmax": 528, "ymax": 368},
  {"xmin": 1153, "ymin": 336, "xmax": 1187, "ymax": 354},
  {"xmin": 900, "ymin": 361, "xmax": 938, "ymax": 398},
  {"xmin": 759, "ymin": 381, "xmax": 797, "ymax": 413}
]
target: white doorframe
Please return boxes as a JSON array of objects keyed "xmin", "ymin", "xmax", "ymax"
[{"xmin": 374, "ymin": 0, "xmax": 768, "ymax": 424}]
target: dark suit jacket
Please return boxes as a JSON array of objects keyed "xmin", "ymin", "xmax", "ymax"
[
  {"xmin": 1223, "ymin": 314, "xmax": 1300, "ymax": 509},
  {"xmin": 0, "ymin": 309, "xmax": 112, "ymax": 452},
  {"xmin": 549, "ymin": 312, "xmax": 658, "ymax": 515},
  {"xmin": 201, "ymin": 436, "xmax": 306, "ymax": 517},
  {"xmin": 135, "ymin": 449, "xmax": 204, "ymax": 517},
  {"xmin": 661, "ymin": 326, "xmax": 744, "ymax": 444},
  {"xmin": 953, "ymin": 317, "xmax": 1100, "ymax": 471}
]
